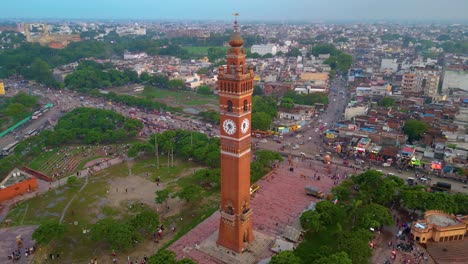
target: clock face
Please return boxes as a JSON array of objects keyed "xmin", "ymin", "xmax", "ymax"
[
  {"xmin": 223, "ymin": 119, "xmax": 236, "ymax": 135},
  {"xmin": 241, "ymin": 118, "xmax": 250, "ymax": 134}
]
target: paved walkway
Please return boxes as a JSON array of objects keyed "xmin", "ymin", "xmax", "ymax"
[{"xmin": 170, "ymin": 159, "xmax": 339, "ymax": 263}]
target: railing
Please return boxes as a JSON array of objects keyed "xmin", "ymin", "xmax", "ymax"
[
  {"xmin": 220, "ymin": 211, "xmax": 236, "ymax": 222},
  {"xmin": 241, "ymin": 209, "xmax": 253, "ymax": 221}
]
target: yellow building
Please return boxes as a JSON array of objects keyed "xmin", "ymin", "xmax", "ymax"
[
  {"xmin": 411, "ymin": 210, "xmax": 468, "ymax": 244},
  {"xmin": 299, "ymin": 72, "xmax": 329, "ymax": 87}
]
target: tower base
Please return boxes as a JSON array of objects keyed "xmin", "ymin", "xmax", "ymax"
[{"xmin": 198, "ymin": 230, "xmax": 274, "ymax": 264}]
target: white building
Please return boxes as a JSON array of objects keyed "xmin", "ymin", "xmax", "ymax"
[
  {"xmin": 344, "ymin": 103, "xmax": 369, "ymax": 120},
  {"xmin": 442, "ymin": 66, "xmax": 468, "ymax": 93},
  {"xmin": 381, "ymin": 58, "xmax": 399, "ymax": 72},
  {"xmin": 251, "ymin": 44, "xmax": 277, "ymax": 56},
  {"xmin": 123, "ymin": 51, "xmax": 147, "ymax": 60}
]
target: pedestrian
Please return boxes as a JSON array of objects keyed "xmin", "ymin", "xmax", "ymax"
[{"xmin": 125, "ymin": 188, "xmax": 128, "ymax": 193}]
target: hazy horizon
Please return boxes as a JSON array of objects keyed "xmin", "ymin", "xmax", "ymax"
[{"xmin": 3, "ymin": 0, "xmax": 468, "ymax": 22}]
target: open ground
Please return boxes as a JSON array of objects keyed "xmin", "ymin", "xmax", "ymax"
[{"xmin": 1, "ymin": 150, "xmax": 216, "ymax": 263}]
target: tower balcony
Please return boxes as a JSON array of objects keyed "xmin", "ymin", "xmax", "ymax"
[
  {"xmin": 220, "ymin": 210, "xmax": 236, "ymax": 222},
  {"xmin": 240, "ymin": 209, "xmax": 253, "ymax": 221}
]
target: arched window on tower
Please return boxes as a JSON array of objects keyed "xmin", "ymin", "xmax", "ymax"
[
  {"xmin": 227, "ymin": 100, "xmax": 233, "ymax": 112},
  {"xmin": 243, "ymin": 100, "xmax": 248, "ymax": 112}
]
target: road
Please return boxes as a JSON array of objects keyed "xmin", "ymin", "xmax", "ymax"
[
  {"xmin": 254, "ymin": 77, "xmax": 468, "ymax": 194},
  {"xmin": 0, "ymin": 81, "xmax": 220, "ymax": 151}
]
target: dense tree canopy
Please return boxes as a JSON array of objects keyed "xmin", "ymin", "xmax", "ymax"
[
  {"xmin": 283, "ymin": 90, "xmax": 329, "ymax": 106},
  {"xmin": 270, "ymin": 251, "xmax": 302, "ymax": 264},
  {"xmin": 53, "ymin": 107, "xmax": 143, "ymax": 144},
  {"xmin": 403, "ymin": 119, "xmax": 429, "ymax": 143}
]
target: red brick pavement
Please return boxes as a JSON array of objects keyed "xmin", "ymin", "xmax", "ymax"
[{"xmin": 170, "ymin": 159, "xmax": 340, "ymax": 263}]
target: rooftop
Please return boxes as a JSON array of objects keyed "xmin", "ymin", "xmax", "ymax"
[
  {"xmin": 0, "ymin": 168, "xmax": 34, "ymax": 188},
  {"xmin": 427, "ymin": 214, "xmax": 458, "ymax": 227}
]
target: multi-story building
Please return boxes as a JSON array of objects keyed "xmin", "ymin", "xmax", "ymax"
[
  {"xmin": 251, "ymin": 44, "xmax": 277, "ymax": 56},
  {"xmin": 401, "ymin": 66, "xmax": 440, "ymax": 98}
]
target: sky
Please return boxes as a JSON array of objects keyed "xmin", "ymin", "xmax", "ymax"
[{"xmin": 3, "ymin": 0, "xmax": 468, "ymax": 22}]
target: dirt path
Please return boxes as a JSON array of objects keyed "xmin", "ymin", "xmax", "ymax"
[{"xmin": 59, "ymin": 176, "xmax": 89, "ymax": 224}]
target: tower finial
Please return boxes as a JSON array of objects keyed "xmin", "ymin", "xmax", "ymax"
[{"xmin": 233, "ymin": 12, "xmax": 239, "ymax": 32}]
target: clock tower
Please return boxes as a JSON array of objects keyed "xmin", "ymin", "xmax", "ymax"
[{"xmin": 217, "ymin": 15, "xmax": 255, "ymax": 253}]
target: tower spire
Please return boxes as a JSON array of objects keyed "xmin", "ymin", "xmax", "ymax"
[{"xmin": 233, "ymin": 12, "xmax": 239, "ymax": 32}]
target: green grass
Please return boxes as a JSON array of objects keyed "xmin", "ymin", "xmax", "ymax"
[
  {"xmin": 28, "ymin": 148, "xmax": 58, "ymax": 170},
  {"xmin": 5, "ymin": 151, "xmax": 218, "ymax": 262},
  {"xmin": 6, "ymin": 180, "xmax": 83, "ymax": 225},
  {"xmin": 131, "ymin": 156, "xmax": 195, "ymax": 183}
]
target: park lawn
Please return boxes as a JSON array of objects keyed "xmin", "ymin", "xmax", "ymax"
[
  {"xmin": 131, "ymin": 156, "xmax": 195, "ymax": 182},
  {"xmin": 5, "ymin": 181, "xmax": 83, "ymax": 226},
  {"xmin": 142, "ymin": 87, "xmax": 217, "ymax": 104},
  {"xmin": 28, "ymin": 148, "xmax": 58, "ymax": 170}
]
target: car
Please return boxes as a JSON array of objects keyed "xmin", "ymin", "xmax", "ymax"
[
  {"xmin": 292, "ymin": 145, "xmax": 300, "ymax": 150},
  {"xmin": 382, "ymin": 162, "xmax": 391, "ymax": 167},
  {"xmin": 260, "ymin": 139, "xmax": 268, "ymax": 143}
]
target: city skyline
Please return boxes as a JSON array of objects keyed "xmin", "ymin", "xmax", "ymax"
[{"xmin": 3, "ymin": 0, "xmax": 468, "ymax": 22}]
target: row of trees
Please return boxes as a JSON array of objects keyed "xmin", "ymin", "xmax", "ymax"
[
  {"xmin": 251, "ymin": 96, "xmax": 278, "ymax": 131},
  {"xmin": 32, "ymin": 209, "xmax": 160, "ymax": 251},
  {"xmin": 128, "ymin": 130, "xmax": 220, "ymax": 168},
  {"xmin": 64, "ymin": 60, "xmax": 139, "ymax": 91},
  {"xmin": 0, "ymin": 92, "xmax": 38, "ymax": 127},
  {"xmin": 282, "ymin": 90, "xmax": 329, "ymax": 107}
]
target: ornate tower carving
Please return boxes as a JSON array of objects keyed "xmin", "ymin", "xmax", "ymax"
[{"xmin": 217, "ymin": 14, "xmax": 255, "ymax": 252}]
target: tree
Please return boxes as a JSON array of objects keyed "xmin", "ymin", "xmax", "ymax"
[
  {"xmin": 355, "ymin": 203, "xmax": 394, "ymax": 230},
  {"xmin": 32, "ymin": 222, "xmax": 66, "ymax": 245},
  {"xmin": 168, "ymin": 79, "xmax": 185, "ymax": 90},
  {"xmin": 270, "ymin": 251, "xmax": 302, "ymax": 264},
  {"xmin": 251, "ymin": 112, "xmax": 272, "ymax": 131},
  {"xmin": 10, "ymin": 92, "xmax": 38, "ymax": 108},
  {"xmin": 5, "ymin": 103, "xmax": 26, "ymax": 120},
  {"xmin": 337, "ymin": 230, "xmax": 372, "ymax": 264},
  {"xmin": 90, "ymin": 218, "xmax": 137, "ymax": 250},
  {"xmin": 176, "ymin": 185, "xmax": 203, "ymax": 203},
  {"xmin": 314, "ymin": 252, "xmax": 352, "ymax": 264},
  {"xmin": 197, "ymin": 85, "xmax": 212, "ymax": 95},
  {"xmin": 286, "ymin": 47, "xmax": 301, "ymax": 57},
  {"xmin": 148, "ymin": 249, "xmax": 178, "ymax": 264},
  {"xmin": 129, "ymin": 210, "xmax": 160, "ymax": 235},
  {"xmin": 253, "ymin": 85, "xmax": 263, "ymax": 96},
  {"xmin": 155, "ymin": 189, "xmax": 171, "ymax": 205},
  {"xmin": 300, "ymin": 210, "xmax": 324, "ymax": 233},
  {"xmin": 380, "ymin": 97, "xmax": 395, "ymax": 107},
  {"xmin": 252, "ymin": 96, "xmax": 278, "ymax": 118},
  {"xmin": 403, "ymin": 119, "xmax": 429, "ymax": 143},
  {"xmin": 281, "ymin": 98, "xmax": 295, "ymax": 109}
]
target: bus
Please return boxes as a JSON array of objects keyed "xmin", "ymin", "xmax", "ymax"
[
  {"xmin": 25, "ymin": 129, "xmax": 37, "ymax": 138},
  {"xmin": 1, "ymin": 141, "xmax": 19, "ymax": 156}
]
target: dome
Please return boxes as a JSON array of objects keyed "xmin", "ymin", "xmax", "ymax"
[{"xmin": 229, "ymin": 32, "xmax": 244, "ymax": 47}]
